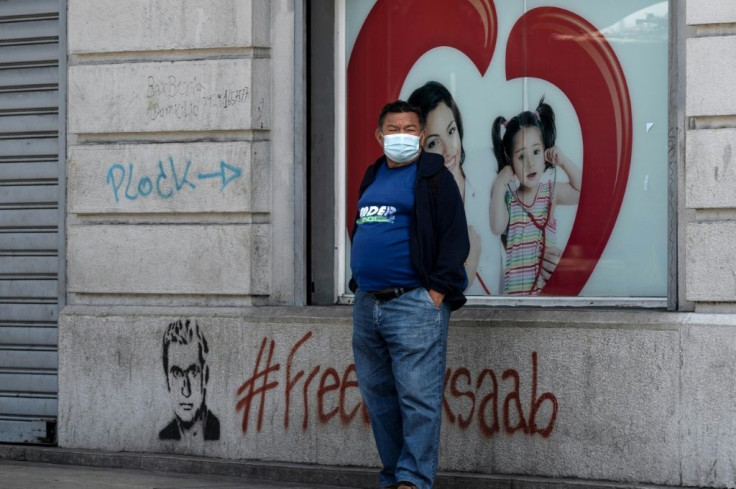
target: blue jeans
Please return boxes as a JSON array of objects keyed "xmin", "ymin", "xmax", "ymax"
[{"xmin": 352, "ymin": 287, "xmax": 450, "ymax": 489}]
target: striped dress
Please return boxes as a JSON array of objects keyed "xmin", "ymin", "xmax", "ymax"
[{"xmin": 503, "ymin": 180, "xmax": 556, "ymax": 295}]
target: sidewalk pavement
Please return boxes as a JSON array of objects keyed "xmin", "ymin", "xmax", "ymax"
[
  {"xmin": 0, "ymin": 445, "xmax": 686, "ymax": 489},
  {"xmin": 0, "ymin": 445, "xmax": 379, "ymax": 488},
  {"xmin": 0, "ymin": 459, "xmax": 347, "ymax": 489}
]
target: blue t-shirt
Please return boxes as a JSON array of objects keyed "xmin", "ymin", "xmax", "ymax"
[{"xmin": 351, "ymin": 162, "xmax": 421, "ymax": 291}]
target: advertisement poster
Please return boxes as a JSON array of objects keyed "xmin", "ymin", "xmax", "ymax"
[{"xmin": 345, "ymin": 0, "xmax": 668, "ymax": 298}]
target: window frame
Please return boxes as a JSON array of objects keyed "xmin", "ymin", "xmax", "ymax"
[{"xmin": 310, "ymin": 0, "xmax": 681, "ymax": 310}]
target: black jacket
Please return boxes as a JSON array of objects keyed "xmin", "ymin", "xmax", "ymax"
[{"xmin": 350, "ymin": 152, "xmax": 470, "ymax": 310}]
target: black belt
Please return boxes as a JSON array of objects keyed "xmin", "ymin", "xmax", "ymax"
[{"xmin": 366, "ymin": 286, "xmax": 418, "ymax": 301}]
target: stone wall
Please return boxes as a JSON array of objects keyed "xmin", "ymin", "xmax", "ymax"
[
  {"xmin": 64, "ymin": 0, "xmax": 301, "ymax": 307},
  {"xmin": 685, "ymin": 1, "xmax": 736, "ymax": 311},
  {"xmin": 57, "ymin": 307, "xmax": 736, "ymax": 487}
]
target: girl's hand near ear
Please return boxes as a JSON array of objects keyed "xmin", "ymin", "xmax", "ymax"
[
  {"xmin": 546, "ymin": 146, "xmax": 582, "ymax": 205},
  {"xmin": 544, "ymin": 146, "xmax": 569, "ymax": 168},
  {"xmin": 496, "ymin": 165, "xmax": 516, "ymax": 186}
]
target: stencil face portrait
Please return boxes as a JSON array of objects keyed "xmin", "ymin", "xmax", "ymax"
[
  {"xmin": 159, "ymin": 319, "xmax": 219, "ymax": 441},
  {"xmin": 167, "ymin": 340, "xmax": 205, "ymax": 424}
]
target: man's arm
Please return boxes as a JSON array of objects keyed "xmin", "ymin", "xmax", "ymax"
[{"xmin": 427, "ymin": 169, "xmax": 470, "ymax": 300}]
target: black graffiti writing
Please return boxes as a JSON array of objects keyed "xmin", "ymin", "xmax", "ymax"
[
  {"xmin": 147, "ymin": 100, "xmax": 200, "ymax": 121},
  {"xmin": 201, "ymin": 87, "xmax": 249, "ymax": 110},
  {"xmin": 147, "ymin": 75, "xmax": 204, "ymax": 99},
  {"xmin": 144, "ymin": 73, "xmax": 249, "ymax": 122}
]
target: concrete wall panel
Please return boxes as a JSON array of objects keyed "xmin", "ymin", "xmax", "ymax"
[
  {"xmin": 686, "ymin": 0, "xmax": 736, "ymax": 25},
  {"xmin": 68, "ymin": 0, "xmax": 270, "ymax": 53},
  {"xmin": 268, "ymin": 1, "xmax": 299, "ymax": 304},
  {"xmin": 686, "ymin": 222, "xmax": 736, "ymax": 302},
  {"xmin": 67, "ymin": 225, "xmax": 254, "ymax": 295},
  {"xmin": 686, "ymin": 37, "xmax": 736, "ymax": 117},
  {"xmin": 58, "ymin": 310, "xmax": 682, "ymax": 485},
  {"xmin": 686, "ymin": 129, "xmax": 736, "ymax": 208},
  {"xmin": 440, "ymin": 323, "xmax": 680, "ymax": 483},
  {"xmin": 250, "ymin": 141, "xmax": 271, "ymax": 213},
  {"xmin": 250, "ymin": 224, "xmax": 271, "ymax": 296},
  {"xmin": 68, "ymin": 59, "xmax": 270, "ymax": 134},
  {"xmin": 682, "ymin": 325, "xmax": 736, "ymax": 487},
  {"xmin": 68, "ymin": 142, "xmax": 267, "ymax": 214}
]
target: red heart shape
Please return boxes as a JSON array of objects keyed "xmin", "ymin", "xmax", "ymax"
[
  {"xmin": 505, "ymin": 8, "xmax": 633, "ymax": 295},
  {"xmin": 347, "ymin": 2, "xmax": 632, "ymax": 297},
  {"xmin": 346, "ymin": 0, "xmax": 497, "ymax": 231}
]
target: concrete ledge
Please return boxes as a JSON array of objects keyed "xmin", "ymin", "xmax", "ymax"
[
  {"xmin": 67, "ymin": 224, "xmax": 257, "ymax": 295},
  {"xmin": 68, "ymin": 0, "xmax": 271, "ymax": 53},
  {"xmin": 68, "ymin": 59, "xmax": 270, "ymax": 134},
  {"xmin": 0, "ymin": 445, "xmax": 682, "ymax": 489},
  {"xmin": 686, "ymin": 128, "xmax": 736, "ymax": 209},
  {"xmin": 686, "ymin": 0, "xmax": 736, "ymax": 26},
  {"xmin": 59, "ymin": 303, "xmax": 728, "ymax": 329},
  {"xmin": 68, "ymin": 141, "xmax": 269, "ymax": 215},
  {"xmin": 686, "ymin": 221, "xmax": 736, "ymax": 301}
]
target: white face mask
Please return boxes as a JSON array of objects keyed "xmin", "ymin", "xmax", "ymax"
[{"xmin": 382, "ymin": 133, "xmax": 421, "ymax": 163}]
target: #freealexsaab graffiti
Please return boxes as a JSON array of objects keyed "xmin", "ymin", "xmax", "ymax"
[{"xmin": 235, "ymin": 331, "xmax": 558, "ymax": 438}]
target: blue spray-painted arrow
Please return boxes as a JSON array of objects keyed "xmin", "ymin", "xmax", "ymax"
[{"xmin": 197, "ymin": 160, "xmax": 242, "ymax": 191}]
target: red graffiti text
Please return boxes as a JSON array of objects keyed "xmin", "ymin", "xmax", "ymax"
[
  {"xmin": 443, "ymin": 352, "xmax": 558, "ymax": 438},
  {"xmin": 235, "ymin": 332, "xmax": 557, "ymax": 438}
]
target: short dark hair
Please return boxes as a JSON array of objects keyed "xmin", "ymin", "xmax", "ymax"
[
  {"xmin": 376, "ymin": 100, "xmax": 424, "ymax": 130},
  {"xmin": 162, "ymin": 319, "xmax": 209, "ymax": 390}
]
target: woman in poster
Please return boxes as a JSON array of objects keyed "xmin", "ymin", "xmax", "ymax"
[
  {"xmin": 408, "ymin": 81, "xmax": 490, "ymax": 294},
  {"xmin": 490, "ymin": 98, "xmax": 581, "ymax": 295}
]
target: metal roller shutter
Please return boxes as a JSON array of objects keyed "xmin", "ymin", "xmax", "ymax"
[{"xmin": 0, "ymin": 0, "xmax": 64, "ymax": 444}]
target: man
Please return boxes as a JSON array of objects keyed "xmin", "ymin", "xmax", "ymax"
[
  {"xmin": 350, "ymin": 101, "xmax": 470, "ymax": 489},
  {"xmin": 159, "ymin": 318, "xmax": 220, "ymax": 441}
]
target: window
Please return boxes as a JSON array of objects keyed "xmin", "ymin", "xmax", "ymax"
[{"xmin": 337, "ymin": 0, "xmax": 669, "ymax": 306}]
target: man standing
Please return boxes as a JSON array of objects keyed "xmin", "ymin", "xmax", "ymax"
[{"xmin": 350, "ymin": 101, "xmax": 470, "ymax": 489}]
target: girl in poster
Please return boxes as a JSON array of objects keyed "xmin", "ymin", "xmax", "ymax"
[{"xmin": 490, "ymin": 98, "xmax": 581, "ymax": 295}]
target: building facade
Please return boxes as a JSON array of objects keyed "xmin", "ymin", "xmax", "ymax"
[{"xmin": 4, "ymin": 0, "xmax": 736, "ymax": 487}]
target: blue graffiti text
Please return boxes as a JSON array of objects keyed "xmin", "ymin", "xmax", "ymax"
[{"xmin": 106, "ymin": 157, "xmax": 241, "ymax": 203}]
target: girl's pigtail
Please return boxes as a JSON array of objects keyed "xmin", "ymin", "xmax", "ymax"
[
  {"xmin": 491, "ymin": 116, "xmax": 508, "ymax": 173},
  {"xmin": 536, "ymin": 96, "xmax": 556, "ymax": 149}
]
